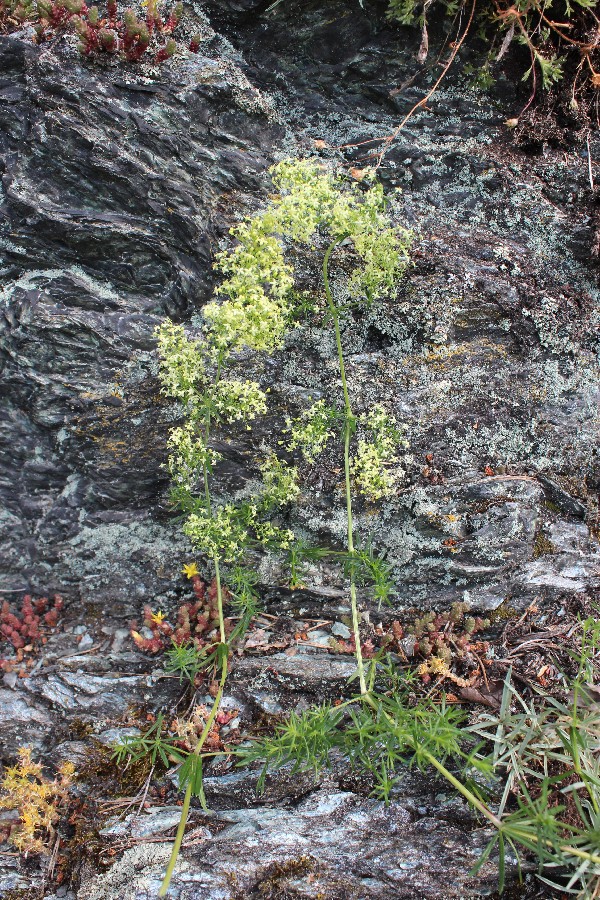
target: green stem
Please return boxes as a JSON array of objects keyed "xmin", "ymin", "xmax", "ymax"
[
  {"xmin": 160, "ymin": 350, "xmax": 229, "ymax": 896},
  {"xmin": 419, "ymin": 748, "xmax": 503, "ymax": 830},
  {"xmin": 360, "ymin": 692, "xmax": 502, "ymax": 829},
  {"xmin": 503, "ymin": 827, "xmax": 600, "ymax": 867},
  {"xmin": 364, "ymin": 696, "xmax": 600, "ymax": 872},
  {"xmin": 201, "ymin": 350, "xmax": 226, "ymax": 635},
  {"xmin": 158, "ymin": 651, "xmax": 228, "ymax": 897},
  {"xmin": 552, "ymin": 844, "xmax": 600, "ymax": 866},
  {"xmin": 214, "ymin": 557, "xmax": 226, "ymax": 644},
  {"xmin": 323, "ymin": 239, "xmax": 366, "ymax": 696}
]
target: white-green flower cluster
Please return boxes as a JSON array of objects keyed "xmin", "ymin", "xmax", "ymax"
[
  {"xmin": 167, "ymin": 423, "xmax": 222, "ymax": 491},
  {"xmin": 202, "ymin": 159, "xmax": 412, "ymax": 361},
  {"xmin": 182, "ymin": 473, "xmax": 297, "ymax": 560},
  {"xmin": 208, "ymin": 379, "xmax": 267, "ymax": 424},
  {"xmin": 287, "ymin": 400, "xmax": 338, "ymax": 463},
  {"xmin": 156, "ymin": 158, "xmax": 412, "ymax": 576},
  {"xmin": 253, "ymin": 519, "xmax": 296, "ymax": 552},
  {"xmin": 155, "ymin": 316, "xmax": 299, "ymax": 562},
  {"xmin": 271, "ymin": 159, "xmax": 412, "ymax": 301},
  {"xmin": 155, "ymin": 321, "xmax": 204, "ymax": 406},
  {"xmin": 259, "ymin": 454, "xmax": 300, "ymax": 509},
  {"xmin": 351, "ymin": 404, "xmax": 409, "ymax": 501},
  {"xmin": 205, "ymin": 217, "xmax": 294, "ymax": 354},
  {"xmin": 183, "ymin": 503, "xmax": 249, "ymax": 563},
  {"xmin": 332, "ymin": 183, "xmax": 409, "ymax": 300},
  {"xmin": 270, "ymin": 158, "xmax": 339, "ymax": 242}
]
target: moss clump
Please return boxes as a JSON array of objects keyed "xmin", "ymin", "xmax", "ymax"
[
  {"xmin": 1, "ymin": 891, "xmax": 42, "ymax": 900},
  {"xmin": 69, "ymin": 718, "xmax": 95, "ymax": 739},
  {"xmin": 78, "ymin": 738, "xmax": 153, "ymax": 797},
  {"xmin": 487, "ymin": 599, "xmax": 518, "ymax": 622},
  {"xmin": 532, "ymin": 530, "xmax": 556, "ymax": 559},
  {"xmin": 257, "ymin": 856, "xmax": 315, "ymax": 899}
]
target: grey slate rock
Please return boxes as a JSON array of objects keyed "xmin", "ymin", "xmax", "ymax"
[
  {"xmin": 1, "ymin": 1, "xmax": 599, "ymax": 897},
  {"xmin": 78, "ymin": 789, "xmax": 507, "ymax": 899},
  {"xmin": 0, "ymin": 686, "xmax": 53, "ymax": 755}
]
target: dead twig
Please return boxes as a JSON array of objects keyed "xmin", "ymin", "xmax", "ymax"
[
  {"xmin": 136, "ymin": 765, "xmax": 155, "ymax": 816},
  {"xmin": 335, "ymin": 0, "xmax": 477, "ymax": 168}
]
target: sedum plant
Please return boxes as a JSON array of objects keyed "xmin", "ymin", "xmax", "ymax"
[
  {"xmin": 351, "ymin": 403, "xmax": 409, "ymax": 501},
  {"xmin": 0, "ymin": 0, "xmax": 189, "ymax": 63},
  {"xmin": 0, "ymin": 748, "xmax": 74, "ymax": 853}
]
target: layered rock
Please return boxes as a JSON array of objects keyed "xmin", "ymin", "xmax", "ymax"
[{"xmin": 0, "ymin": 1, "xmax": 599, "ymax": 896}]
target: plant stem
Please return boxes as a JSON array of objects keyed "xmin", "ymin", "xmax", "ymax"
[
  {"xmin": 360, "ymin": 692, "xmax": 502, "ymax": 829},
  {"xmin": 160, "ymin": 351, "xmax": 228, "ymax": 896},
  {"xmin": 214, "ymin": 557, "xmax": 226, "ymax": 644},
  {"xmin": 323, "ymin": 239, "xmax": 366, "ymax": 696},
  {"xmin": 201, "ymin": 351, "xmax": 226, "ymax": 638},
  {"xmin": 158, "ymin": 651, "xmax": 228, "ymax": 897},
  {"xmin": 365, "ymin": 694, "xmax": 600, "ymax": 874},
  {"xmin": 503, "ymin": 827, "xmax": 600, "ymax": 867},
  {"xmin": 418, "ymin": 748, "xmax": 503, "ymax": 830}
]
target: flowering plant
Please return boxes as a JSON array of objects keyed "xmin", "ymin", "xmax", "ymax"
[{"xmin": 153, "ymin": 158, "xmax": 412, "ymax": 895}]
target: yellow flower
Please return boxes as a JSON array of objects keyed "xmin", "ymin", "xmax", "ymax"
[
  {"xmin": 150, "ymin": 610, "xmax": 166, "ymax": 624},
  {"xmin": 182, "ymin": 562, "xmax": 199, "ymax": 579}
]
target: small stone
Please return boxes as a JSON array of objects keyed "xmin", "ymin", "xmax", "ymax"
[
  {"xmin": 539, "ymin": 476, "xmax": 587, "ymax": 519},
  {"xmin": 78, "ymin": 633, "xmax": 94, "ymax": 651},
  {"xmin": 96, "ymin": 726, "xmax": 141, "ymax": 746},
  {"xmin": 331, "ymin": 622, "xmax": 351, "ymax": 639},
  {"xmin": 245, "ymin": 689, "xmax": 283, "ymax": 715},
  {"xmin": 2, "ymin": 671, "xmax": 18, "ymax": 690}
]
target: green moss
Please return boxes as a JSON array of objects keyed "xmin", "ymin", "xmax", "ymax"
[
  {"xmin": 69, "ymin": 718, "xmax": 95, "ymax": 739},
  {"xmin": 257, "ymin": 856, "xmax": 315, "ymax": 899},
  {"xmin": 532, "ymin": 530, "xmax": 556, "ymax": 559},
  {"xmin": 78, "ymin": 739, "xmax": 153, "ymax": 797},
  {"xmin": 2, "ymin": 891, "xmax": 43, "ymax": 900},
  {"xmin": 487, "ymin": 599, "xmax": 519, "ymax": 622}
]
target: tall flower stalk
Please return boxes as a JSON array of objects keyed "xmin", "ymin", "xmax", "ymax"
[
  {"xmin": 183, "ymin": 158, "xmax": 411, "ymax": 697},
  {"xmin": 154, "ymin": 252, "xmax": 299, "ymax": 893},
  {"xmin": 150, "ymin": 159, "xmax": 600, "ymax": 898},
  {"xmin": 152, "ymin": 158, "xmax": 412, "ymax": 893},
  {"xmin": 322, "ymin": 238, "xmax": 365, "ymax": 691}
]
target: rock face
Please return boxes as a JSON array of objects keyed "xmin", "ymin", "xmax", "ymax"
[
  {"xmin": 1, "ymin": 6, "xmax": 598, "ymax": 612},
  {"xmin": 0, "ymin": 18, "xmax": 282, "ymax": 603},
  {"xmin": 0, "ymin": 0, "xmax": 599, "ymax": 896},
  {"xmin": 79, "ymin": 788, "xmax": 504, "ymax": 900}
]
